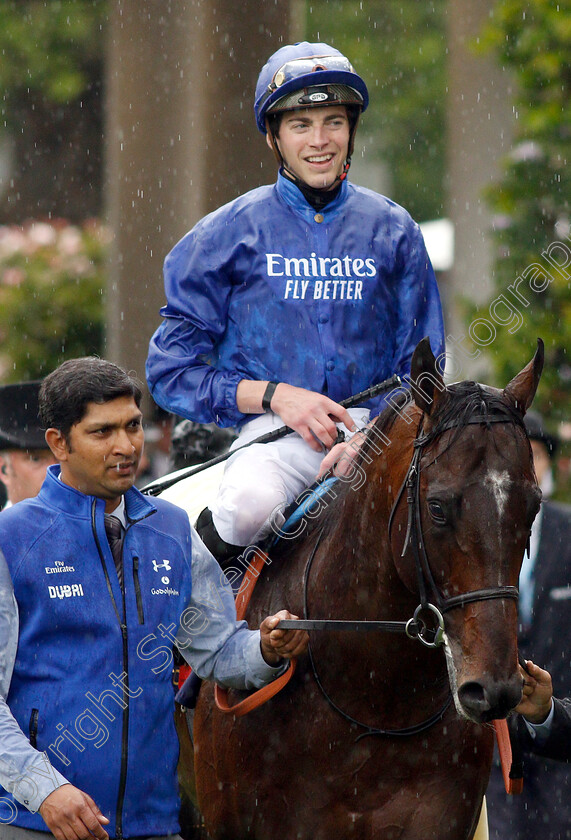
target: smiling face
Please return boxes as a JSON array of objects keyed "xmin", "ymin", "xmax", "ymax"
[
  {"xmin": 46, "ymin": 396, "xmax": 144, "ymax": 513},
  {"xmin": 270, "ymin": 105, "xmax": 350, "ymax": 190}
]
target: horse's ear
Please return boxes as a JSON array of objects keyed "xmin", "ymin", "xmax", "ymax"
[
  {"xmin": 503, "ymin": 338, "xmax": 544, "ymax": 416},
  {"xmin": 409, "ymin": 337, "xmax": 446, "ymax": 416}
]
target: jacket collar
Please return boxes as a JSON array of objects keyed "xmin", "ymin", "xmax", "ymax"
[
  {"xmin": 39, "ymin": 464, "xmax": 157, "ymax": 524},
  {"xmin": 275, "ymin": 170, "xmax": 348, "ymax": 222}
]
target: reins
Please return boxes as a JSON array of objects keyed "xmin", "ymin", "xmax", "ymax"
[
  {"xmin": 214, "ymin": 550, "xmax": 297, "ymax": 716},
  {"xmin": 279, "ymin": 408, "xmax": 524, "ymax": 739},
  {"xmin": 300, "ymin": 526, "xmax": 452, "ymax": 740}
]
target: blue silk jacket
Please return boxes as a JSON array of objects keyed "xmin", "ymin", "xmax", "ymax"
[{"xmin": 147, "ymin": 173, "xmax": 445, "ymax": 427}]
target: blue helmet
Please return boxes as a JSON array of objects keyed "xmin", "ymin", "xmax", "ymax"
[{"xmin": 254, "ymin": 42, "xmax": 369, "ymax": 134}]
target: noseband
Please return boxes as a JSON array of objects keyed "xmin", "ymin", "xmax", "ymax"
[{"xmin": 391, "ymin": 414, "xmax": 520, "ymax": 647}]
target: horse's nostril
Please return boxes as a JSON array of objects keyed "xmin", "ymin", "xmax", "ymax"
[
  {"xmin": 458, "ymin": 678, "xmax": 522, "ymax": 720},
  {"xmin": 458, "ymin": 682, "xmax": 489, "ymax": 714}
]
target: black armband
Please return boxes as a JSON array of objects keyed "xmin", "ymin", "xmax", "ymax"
[{"xmin": 262, "ymin": 381, "xmax": 279, "ymax": 412}]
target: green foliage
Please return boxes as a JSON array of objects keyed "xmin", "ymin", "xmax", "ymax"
[
  {"xmin": 303, "ymin": 0, "xmax": 447, "ymax": 222},
  {"xmin": 474, "ymin": 1, "xmax": 571, "ymax": 427},
  {"xmin": 0, "ymin": 3, "xmax": 108, "ymax": 380},
  {"xmin": 0, "ymin": 0, "xmax": 106, "ymax": 114},
  {"xmin": 0, "ymin": 1, "xmax": 446, "ymax": 224},
  {"xmin": 0, "ymin": 220, "xmax": 109, "ymax": 381}
]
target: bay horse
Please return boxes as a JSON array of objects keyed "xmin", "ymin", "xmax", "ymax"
[{"xmin": 182, "ymin": 338, "xmax": 543, "ymax": 840}]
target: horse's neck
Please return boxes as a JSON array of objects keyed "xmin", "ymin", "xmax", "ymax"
[
  {"xmin": 307, "ymin": 418, "xmax": 448, "ymax": 690},
  {"xmin": 307, "ymin": 517, "xmax": 447, "ymax": 724},
  {"xmin": 321, "ymin": 424, "xmax": 418, "ymax": 615}
]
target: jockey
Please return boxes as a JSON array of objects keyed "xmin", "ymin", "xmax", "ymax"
[{"xmin": 146, "ymin": 41, "xmax": 445, "ymax": 564}]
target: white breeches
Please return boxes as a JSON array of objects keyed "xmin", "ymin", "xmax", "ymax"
[{"xmin": 210, "ymin": 408, "xmax": 370, "ymax": 546}]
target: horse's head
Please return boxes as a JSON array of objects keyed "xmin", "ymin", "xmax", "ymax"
[{"xmin": 391, "ymin": 338, "xmax": 544, "ymax": 723}]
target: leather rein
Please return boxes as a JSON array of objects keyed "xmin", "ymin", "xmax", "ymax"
[{"xmin": 281, "ymin": 411, "xmax": 523, "ymax": 738}]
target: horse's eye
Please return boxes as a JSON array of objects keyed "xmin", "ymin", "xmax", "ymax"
[{"xmin": 427, "ymin": 500, "xmax": 447, "ymax": 524}]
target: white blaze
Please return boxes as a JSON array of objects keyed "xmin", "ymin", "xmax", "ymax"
[
  {"xmin": 485, "ymin": 470, "xmax": 511, "ymax": 520},
  {"xmin": 485, "ymin": 469, "xmax": 512, "ymax": 587}
]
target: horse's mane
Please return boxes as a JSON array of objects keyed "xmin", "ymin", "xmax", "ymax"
[
  {"xmin": 358, "ymin": 381, "xmax": 527, "ymax": 460},
  {"xmin": 275, "ymin": 381, "xmax": 529, "ymax": 551},
  {"xmin": 355, "ymin": 391, "xmax": 409, "ymax": 467},
  {"xmin": 420, "ymin": 381, "xmax": 527, "ymax": 448}
]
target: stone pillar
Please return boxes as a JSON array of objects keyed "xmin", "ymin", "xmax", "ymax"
[
  {"xmin": 104, "ymin": 0, "xmax": 291, "ymax": 397},
  {"xmin": 446, "ymin": 0, "xmax": 515, "ymax": 379}
]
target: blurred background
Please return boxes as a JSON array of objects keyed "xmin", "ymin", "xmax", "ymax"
[{"xmin": 0, "ymin": 0, "xmax": 569, "ymax": 498}]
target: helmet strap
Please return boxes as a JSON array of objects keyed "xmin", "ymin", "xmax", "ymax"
[
  {"xmin": 266, "ymin": 120, "xmax": 285, "ymax": 169},
  {"xmin": 338, "ymin": 159, "xmax": 351, "ymax": 182}
]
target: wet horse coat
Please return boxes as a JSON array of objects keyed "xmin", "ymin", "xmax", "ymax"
[{"xmin": 186, "ymin": 339, "xmax": 543, "ymax": 840}]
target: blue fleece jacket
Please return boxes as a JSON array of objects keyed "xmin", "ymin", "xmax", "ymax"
[{"xmin": 0, "ymin": 469, "xmax": 192, "ymax": 837}]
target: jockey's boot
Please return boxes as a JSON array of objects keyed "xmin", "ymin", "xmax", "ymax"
[{"xmin": 196, "ymin": 507, "xmax": 244, "ymax": 570}]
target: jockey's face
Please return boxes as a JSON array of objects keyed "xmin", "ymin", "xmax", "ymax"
[{"xmin": 270, "ymin": 105, "xmax": 350, "ymax": 190}]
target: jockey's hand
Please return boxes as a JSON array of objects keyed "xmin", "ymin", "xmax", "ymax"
[
  {"xmin": 236, "ymin": 380, "xmax": 355, "ymax": 452},
  {"xmin": 317, "ymin": 433, "xmax": 364, "ymax": 478},
  {"xmin": 516, "ymin": 660, "xmax": 553, "ymax": 724},
  {"xmin": 272, "ymin": 384, "xmax": 356, "ymax": 451},
  {"xmin": 39, "ymin": 784, "xmax": 110, "ymax": 840},
  {"xmin": 259, "ymin": 610, "xmax": 308, "ymax": 666},
  {"xmin": 317, "ymin": 417, "xmax": 378, "ymax": 478}
]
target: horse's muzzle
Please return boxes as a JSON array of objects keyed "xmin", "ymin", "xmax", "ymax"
[{"xmin": 457, "ymin": 676, "xmax": 522, "ymax": 723}]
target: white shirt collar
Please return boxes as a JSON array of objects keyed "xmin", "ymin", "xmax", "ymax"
[{"xmin": 105, "ymin": 495, "xmax": 127, "ymax": 528}]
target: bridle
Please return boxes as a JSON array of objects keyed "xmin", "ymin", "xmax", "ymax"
[
  {"xmin": 389, "ymin": 413, "xmax": 521, "ymax": 648},
  {"xmin": 291, "ymin": 408, "xmax": 525, "ymax": 738}
]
